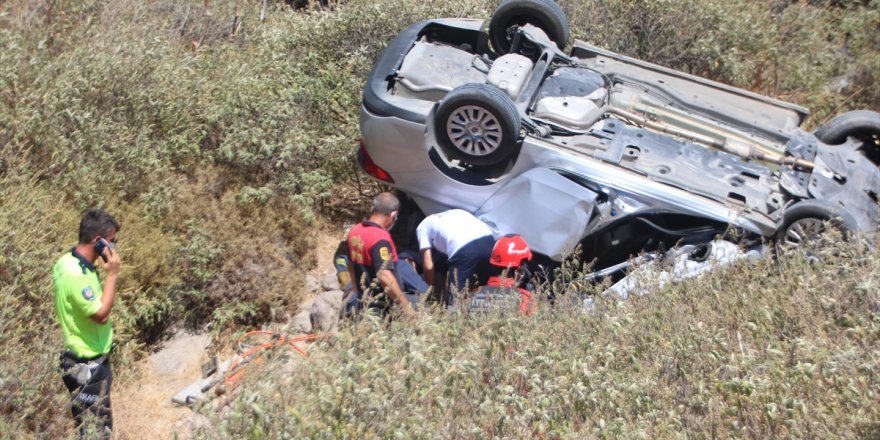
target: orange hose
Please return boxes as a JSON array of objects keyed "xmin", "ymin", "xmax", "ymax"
[{"xmin": 223, "ymin": 332, "xmax": 318, "ymax": 386}]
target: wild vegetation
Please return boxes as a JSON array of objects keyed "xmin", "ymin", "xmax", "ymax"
[
  {"xmin": 1, "ymin": 0, "xmax": 878, "ymax": 437},
  {"xmin": 206, "ymin": 240, "xmax": 880, "ymax": 438}
]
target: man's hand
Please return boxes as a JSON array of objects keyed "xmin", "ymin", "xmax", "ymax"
[
  {"xmin": 377, "ymin": 268, "xmax": 417, "ymax": 320},
  {"xmin": 92, "ymin": 247, "xmax": 120, "ymax": 325},
  {"xmin": 100, "ymin": 247, "xmax": 121, "ymax": 276}
]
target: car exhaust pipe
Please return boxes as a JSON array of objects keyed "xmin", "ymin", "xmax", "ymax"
[{"xmin": 605, "ymin": 107, "xmax": 815, "ymax": 170}]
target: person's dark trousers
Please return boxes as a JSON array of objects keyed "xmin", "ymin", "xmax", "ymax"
[
  {"xmin": 345, "ymin": 265, "xmax": 426, "ymax": 317},
  {"xmin": 397, "ymin": 260, "xmax": 430, "ymax": 295},
  {"xmin": 446, "ymin": 235, "xmax": 495, "ymax": 304},
  {"xmin": 429, "ymin": 250, "xmax": 449, "ymax": 305},
  {"xmin": 59, "ymin": 351, "xmax": 113, "ymax": 439}
]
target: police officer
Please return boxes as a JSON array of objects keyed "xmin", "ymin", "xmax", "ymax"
[
  {"xmin": 53, "ymin": 209, "xmax": 121, "ymax": 438},
  {"xmin": 466, "ymin": 234, "xmax": 536, "ymax": 315},
  {"xmin": 346, "ymin": 192, "xmax": 417, "ymax": 318}
]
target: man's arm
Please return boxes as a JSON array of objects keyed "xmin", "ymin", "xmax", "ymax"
[
  {"xmin": 369, "ymin": 239, "xmax": 415, "ymax": 318},
  {"xmin": 421, "ymin": 248, "xmax": 434, "ymax": 285},
  {"xmin": 377, "ymin": 268, "xmax": 414, "ymax": 317},
  {"xmin": 91, "ymin": 247, "xmax": 120, "ymax": 324},
  {"xmin": 347, "ymin": 264, "xmax": 359, "ymax": 293}
]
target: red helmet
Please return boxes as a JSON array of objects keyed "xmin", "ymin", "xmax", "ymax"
[{"xmin": 490, "ymin": 234, "xmax": 533, "ymax": 268}]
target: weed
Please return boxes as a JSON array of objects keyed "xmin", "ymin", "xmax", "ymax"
[
  {"xmin": 207, "ymin": 239, "xmax": 880, "ymax": 438},
  {"xmin": 1, "ymin": 0, "xmax": 878, "ymax": 436}
]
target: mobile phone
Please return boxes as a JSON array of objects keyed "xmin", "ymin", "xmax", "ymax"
[{"xmin": 94, "ymin": 238, "xmax": 110, "ymax": 262}]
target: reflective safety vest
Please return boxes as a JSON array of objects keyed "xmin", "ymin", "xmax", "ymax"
[{"xmin": 53, "ymin": 250, "xmax": 112, "ymax": 358}]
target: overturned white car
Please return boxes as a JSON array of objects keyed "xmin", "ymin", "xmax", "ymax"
[{"xmin": 358, "ymin": 0, "xmax": 880, "ymax": 270}]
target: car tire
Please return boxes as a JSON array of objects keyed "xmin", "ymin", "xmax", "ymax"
[
  {"xmin": 773, "ymin": 199, "xmax": 856, "ymax": 248},
  {"xmin": 489, "ymin": 0, "xmax": 570, "ymax": 54},
  {"xmin": 435, "ymin": 83, "xmax": 521, "ymax": 167},
  {"xmin": 814, "ymin": 110, "xmax": 880, "ymax": 165}
]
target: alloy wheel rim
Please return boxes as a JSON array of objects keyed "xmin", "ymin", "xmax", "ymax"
[
  {"xmin": 447, "ymin": 105, "xmax": 502, "ymax": 157},
  {"xmin": 783, "ymin": 218, "xmax": 827, "ymax": 247}
]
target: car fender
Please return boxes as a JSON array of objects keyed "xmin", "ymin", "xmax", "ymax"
[{"xmin": 475, "ymin": 167, "xmax": 598, "ymax": 261}]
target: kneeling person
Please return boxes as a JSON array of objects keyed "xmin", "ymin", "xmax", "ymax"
[
  {"xmin": 467, "ymin": 234, "xmax": 536, "ymax": 315},
  {"xmin": 346, "ymin": 192, "xmax": 417, "ymax": 318},
  {"xmin": 417, "ymin": 209, "xmax": 495, "ymax": 305},
  {"xmin": 336, "ymin": 240, "xmax": 429, "ymax": 317}
]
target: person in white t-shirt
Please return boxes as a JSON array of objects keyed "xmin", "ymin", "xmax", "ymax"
[{"xmin": 416, "ymin": 209, "xmax": 495, "ymax": 305}]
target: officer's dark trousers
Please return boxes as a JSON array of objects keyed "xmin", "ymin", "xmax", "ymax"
[{"xmin": 60, "ymin": 352, "xmax": 113, "ymax": 439}]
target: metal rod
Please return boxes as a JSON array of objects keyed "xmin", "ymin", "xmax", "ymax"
[{"xmin": 605, "ymin": 107, "xmax": 815, "ymax": 170}]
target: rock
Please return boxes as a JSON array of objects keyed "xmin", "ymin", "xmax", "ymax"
[
  {"xmin": 291, "ymin": 308, "xmax": 312, "ymax": 333},
  {"xmin": 320, "ymin": 273, "xmax": 340, "ymax": 291},
  {"xmin": 310, "ymin": 289, "xmax": 344, "ymax": 333},
  {"xmin": 827, "ymin": 74, "xmax": 850, "ymax": 94},
  {"xmin": 299, "ymin": 298, "xmax": 315, "ymax": 312},
  {"xmin": 150, "ymin": 332, "xmax": 211, "ymax": 378},
  {"xmin": 174, "ymin": 410, "xmax": 212, "ymax": 434},
  {"xmin": 305, "ymin": 274, "xmax": 320, "ymax": 293}
]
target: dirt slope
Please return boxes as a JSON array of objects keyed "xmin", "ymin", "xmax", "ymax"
[{"xmin": 111, "ymin": 225, "xmax": 347, "ymax": 438}]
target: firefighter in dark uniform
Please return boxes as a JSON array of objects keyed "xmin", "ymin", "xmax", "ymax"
[
  {"xmin": 53, "ymin": 209, "xmax": 121, "ymax": 438},
  {"xmin": 466, "ymin": 234, "xmax": 536, "ymax": 315},
  {"xmin": 346, "ymin": 192, "xmax": 417, "ymax": 318}
]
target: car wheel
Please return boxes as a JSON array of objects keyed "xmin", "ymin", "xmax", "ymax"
[
  {"xmin": 774, "ymin": 199, "xmax": 856, "ymax": 248},
  {"xmin": 814, "ymin": 110, "xmax": 880, "ymax": 166},
  {"xmin": 435, "ymin": 83, "xmax": 521, "ymax": 167},
  {"xmin": 489, "ymin": 0, "xmax": 570, "ymax": 54}
]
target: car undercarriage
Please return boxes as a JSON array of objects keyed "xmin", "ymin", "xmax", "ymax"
[{"xmin": 359, "ymin": 0, "xmax": 880, "ymax": 272}]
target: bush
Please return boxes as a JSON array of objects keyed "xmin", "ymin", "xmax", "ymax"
[
  {"xmin": 566, "ymin": 0, "xmax": 880, "ymax": 125},
  {"xmin": 0, "ymin": 0, "xmax": 878, "ymax": 436},
  {"xmin": 204, "ymin": 240, "xmax": 880, "ymax": 438}
]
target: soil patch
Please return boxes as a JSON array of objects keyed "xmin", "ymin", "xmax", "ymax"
[{"xmin": 111, "ymin": 224, "xmax": 347, "ymax": 438}]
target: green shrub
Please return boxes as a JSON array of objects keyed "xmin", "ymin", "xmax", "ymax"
[
  {"xmin": 206, "ymin": 240, "xmax": 880, "ymax": 438},
  {"xmin": 1, "ymin": 0, "xmax": 878, "ymax": 436},
  {"xmin": 0, "ymin": 173, "xmax": 187, "ymax": 435},
  {"xmin": 0, "ymin": 176, "xmax": 81, "ymax": 436},
  {"xmin": 566, "ymin": 0, "xmax": 880, "ymax": 125}
]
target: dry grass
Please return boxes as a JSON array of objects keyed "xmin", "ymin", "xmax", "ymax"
[
  {"xmin": 206, "ymin": 239, "xmax": 880, "ymax": 438},
  {"xmin": 1, "ymin": 0, "xmax": 879, "ymax": 437}
]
